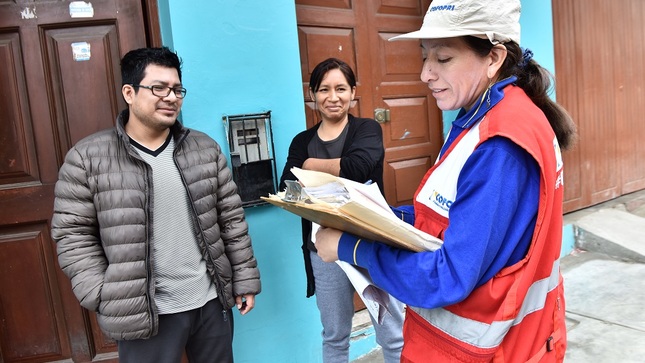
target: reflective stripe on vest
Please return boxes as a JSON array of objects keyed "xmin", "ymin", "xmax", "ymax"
[
  {"xmin": 416, "ymin": 119, "xmax": 483, "ymax": 219},
  {"xmin": 411, "ymin": 259, "xmax": 561, "ymax": 349}
]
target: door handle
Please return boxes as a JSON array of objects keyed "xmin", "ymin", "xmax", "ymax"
[{"xmin": 374, "ymin": 108, "xmax": 391, "ymax": 123}]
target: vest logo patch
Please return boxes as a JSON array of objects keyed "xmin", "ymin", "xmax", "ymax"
[{"xmin": 431, "ymin": 190, "xmax": 453, "ymax": 211}]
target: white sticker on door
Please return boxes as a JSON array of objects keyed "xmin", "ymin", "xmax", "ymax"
[
  {"xmin": 71, "ymin": 42, "xmax": 91, "ymax": 61},
  {"xmin": 20, "ymin": 7, "xmax": 37, "ymax": 19},
  {"xmin": 69, "ymin": 1, "xmax": 94, "ymax": 18}
]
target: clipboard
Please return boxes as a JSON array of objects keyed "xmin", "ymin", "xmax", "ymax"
[{"xmin": 262, "ymin": 168, "xmax": 442, "ymax": 252}]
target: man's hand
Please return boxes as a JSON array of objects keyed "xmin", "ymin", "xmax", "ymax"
[
  {"xmin": 315, "ymin": 226, "xmax": 343, "ymax": 262},
  {"xmin": 235, "ymin": 294, "xmax": 255, "ymax": 315}
]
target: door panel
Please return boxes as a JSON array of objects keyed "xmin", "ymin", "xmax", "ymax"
[
  {"xmin": 0, "ymin": 223, "xmax": 71, "ymax": 362},
  {"xmin": 0, "ymin": 1, "xmax": 148, "ymax": 361},
  {"xmin": 368, "ymin": 1, "xmax": 442, "ymax": 206},
  {"xmin": 296, "ymin": 0, "xmax": 440, "ymax": 207},
  {"xmin": 611, "ymin": 0, "xmax": 645, "ymax": 194},
  {"xmin": 45, "ymin": 24, "xmax": 124, "ymax": 151},
  {"xmin": 553, "ymin": 0, "xmax": 645, "ymax": 212},
  {"xmin": 0, "ymin": 31, "xmax": 38, "ymax": 187}
]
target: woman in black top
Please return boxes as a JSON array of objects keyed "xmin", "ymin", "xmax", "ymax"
[{"xmin": 279, "ymin": 58, "xmax": 403, "ymax": 363}]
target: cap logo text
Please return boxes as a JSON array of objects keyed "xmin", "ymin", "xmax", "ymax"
[{"xmin": 430, "ymin": 5, "xmax": 456, "ymax": 12}]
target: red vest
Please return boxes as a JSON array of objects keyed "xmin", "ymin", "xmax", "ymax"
[{"xmin": 404, "ymin": 86, "xmax": 567, "ymax": 362}]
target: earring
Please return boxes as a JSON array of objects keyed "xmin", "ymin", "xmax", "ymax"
[{"xmin": 486, "ymin": 81, "xmax": 493, "ymax": 107}]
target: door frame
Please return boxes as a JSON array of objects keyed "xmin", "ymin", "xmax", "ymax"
[{"xmin": 143, "ymin": 0, "xmax": 163, "ymax": 47}]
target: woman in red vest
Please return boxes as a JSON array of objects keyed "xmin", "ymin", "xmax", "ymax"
[{"xmin": 315, "ymin": 0, "xmax": 577, "ymax": 361}]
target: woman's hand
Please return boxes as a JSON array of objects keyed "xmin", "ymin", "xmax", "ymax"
[{"xmin": 315, "ymin": 226, "xmax": 343, "ymax": 262}]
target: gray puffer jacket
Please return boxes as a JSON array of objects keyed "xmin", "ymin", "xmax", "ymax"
[{"xmin": 51, "ymin": 110, "xmax": 261, "ymax": 340}]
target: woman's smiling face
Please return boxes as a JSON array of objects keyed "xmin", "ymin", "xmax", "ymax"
[
  {"xmin": 420, "ymin": 37, "xmax": 493, "ymax": 112},
  {"xmin": 312, "ymin": 68, "xmax": 356, "ymax": 124}
]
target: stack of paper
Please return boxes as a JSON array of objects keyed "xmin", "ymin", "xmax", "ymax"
[
  {"xmin": 262, "ymin": 167, "xmax": 443, "ymax": 252},
  {"xmin": 264, "ymin": 167, "xmax": 444, "ymax": 323}
]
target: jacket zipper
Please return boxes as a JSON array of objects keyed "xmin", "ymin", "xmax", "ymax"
[
  {"xmin": 125, "ymin": 139, "xmax": 158, "ymax": 336},
  {"xmin": 173, "ymin": 132, "xmax": 229, "ymax": 321},
  {"xmin": 143, "ymin": 162, "xmax": 158, "ymax": 334}
]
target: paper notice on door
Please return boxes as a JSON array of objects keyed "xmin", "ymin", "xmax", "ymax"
[
  {"xmin": 69, "ymin": 1, "xmax": 94, "ymax": 18},
  {"xmin": 71, "ymin": 42, "xmax": 91, "ymax": 61}
]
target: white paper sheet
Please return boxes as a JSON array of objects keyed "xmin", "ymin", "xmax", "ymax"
[{"xmin": 311, "ymin": 223, "xmax": 391, "ymax": 324}]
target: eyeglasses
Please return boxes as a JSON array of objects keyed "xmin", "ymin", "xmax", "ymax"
[{"xmin": 132, "ymin": 84, "xmax": 187, "ymax": 99}]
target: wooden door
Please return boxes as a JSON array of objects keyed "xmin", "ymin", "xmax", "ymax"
[
  {"xmin": 296, "ymin": 0, "xmax": 442, "ymax": 207},
  {"xmin": 553, "ymin": 0, "xmax": 645, "ymax": 212},
  {"xmin": 0, "ymin": 1, "xmax": 152, "ymax": 361}
]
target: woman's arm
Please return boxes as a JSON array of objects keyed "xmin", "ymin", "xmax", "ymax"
[
  {"xmin": 325, "ymin": 137, "xmax": 540, "ymax": 309},
  {"xmin": 339, "ymin": 118, "xmax": 384, "ymax": 183}
]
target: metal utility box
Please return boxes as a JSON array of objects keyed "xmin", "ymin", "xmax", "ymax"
[{"xmin": 223, "ymin": 111, "xmax": 277, "ymax": 207}]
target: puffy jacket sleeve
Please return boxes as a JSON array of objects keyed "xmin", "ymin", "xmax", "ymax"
[
  {"xmin": 215, "ymin": 150, "xmax": 261, "ymax": 296},
  {"xmin": 51, "ymin": 147, "xmax": 106, "ymax": 311}
]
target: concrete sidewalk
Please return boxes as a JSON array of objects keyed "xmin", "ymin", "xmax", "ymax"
[
  {"xmin": 561, "ymin": 190, "xmax": 645, "ymax": 363},
  {"xmin": 353, "ymin": 190, "xmax": 645, "ymax": 363}
]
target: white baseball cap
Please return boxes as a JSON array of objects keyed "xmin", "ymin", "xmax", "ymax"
[{"xmin": 389, "ymin": 0, "xmax": 521, "ymax": 45}]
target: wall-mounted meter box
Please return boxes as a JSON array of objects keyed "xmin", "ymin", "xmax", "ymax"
[{"xmin": 223, "ymin": 111, "xmax": 277, "ymax": 207}]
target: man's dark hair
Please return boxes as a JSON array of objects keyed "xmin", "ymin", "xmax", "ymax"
[
  {"xmin": 309, "ymin": 57, "xmax": 356, "ymax": 93},
  {"xmin": 120, "ymin": 47, "xmax": 182, "ymax": 86}
]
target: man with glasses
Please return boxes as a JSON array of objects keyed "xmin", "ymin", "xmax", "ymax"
[{"xmin": 51, "ymin": 47, "xmax": 261, "ymax": 363}]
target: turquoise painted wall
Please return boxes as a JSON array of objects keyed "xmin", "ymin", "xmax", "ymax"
[
  {"xmin": 521, "ymin": 0, "xmax": 557, "ymax": 100},
  {"xmin": 157, "ymin": 1, "xmax": 564, "ymax": 362},
  {"xmin": 159, "ymin": 1, "xmax": 320, "ymax": 362}
]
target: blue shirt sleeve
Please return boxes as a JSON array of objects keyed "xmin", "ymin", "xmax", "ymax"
[
  {"xmin": 338, "ymin": 136, "xmax": 540, "ymax": 308},
  {"xmin": 390, "ymin": 205, "xmax": 415, "ymax": 225}
]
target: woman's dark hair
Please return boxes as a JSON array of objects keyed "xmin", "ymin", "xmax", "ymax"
[
  {"xmin": 120, "ymin": 47, "xmax": 183, "ymax": 86},
  {"xmin": 309, "ymin": 58, "xmax": 357, "ymax": 93},
  {"xmin": 463, "ymin": 36, "xmax": 577, "ymax": 150}
]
